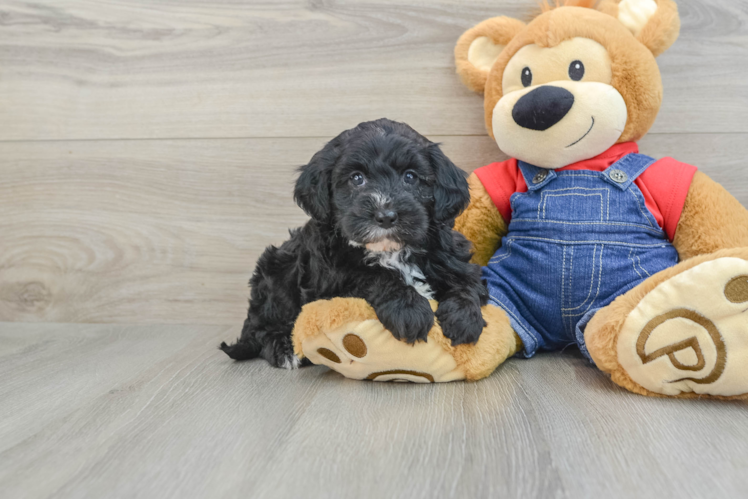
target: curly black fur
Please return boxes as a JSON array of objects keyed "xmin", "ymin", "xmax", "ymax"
[{"xmin": 220, "ymin": 119, "xmax": 488, "ymax": 368}]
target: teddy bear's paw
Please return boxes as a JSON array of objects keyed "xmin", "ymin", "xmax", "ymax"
[
  {"xmin": 301, "ymin": 319, "xmax": 466, "ymax": 383},
  {"xmin": 616, "ymin": 257, "xmax": 748, "ymax": 397}
]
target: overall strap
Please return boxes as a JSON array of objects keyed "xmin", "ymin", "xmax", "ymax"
[
  {"xmin": 601, "ymin": 153, "xmax": 657, "ymax": 191},
  {"xmin": 517, "ymin": 161, "xmax": 557, "ymax": 192}
]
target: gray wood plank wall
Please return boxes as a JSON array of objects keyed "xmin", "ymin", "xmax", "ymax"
[{"xmin": 2, "ymin": 0, "xmax": 748, "ymax": 325}]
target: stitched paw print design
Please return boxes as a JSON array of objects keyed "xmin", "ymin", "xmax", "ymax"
[
  {"xmin": 292, "ymin": 297, "xmax": 519, "ymax": 383},
  {"xmin": 301, "ymin": 318, "xmax": 464, "ymax": 383},
  {"xmin": 617, "ymin": 258, "xmax": 748, "ymax": 397}
]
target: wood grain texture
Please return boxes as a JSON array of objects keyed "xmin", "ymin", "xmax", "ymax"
[
  {"xmin": 1, "ymin": 134, "xmax": 747, "ymax": 325},
  {"xmin": 2, "ymin": 2, "xmax": 748, "ymax": 498},
  {"xmin": 1, "ymin": 322, "xmax": 747, "ymax": 498},
  {"xmin": 0, "ymin": 0, "xmax": 747, "ymax": 141}
]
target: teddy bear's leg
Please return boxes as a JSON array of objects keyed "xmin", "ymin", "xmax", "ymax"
[
  {"xmin": 292, "ymin": 298, "xmax": 521, "ymax": 382},
  {"xmin": 584, "ymin": 248, "xmax": 748, "ymax": 399}
]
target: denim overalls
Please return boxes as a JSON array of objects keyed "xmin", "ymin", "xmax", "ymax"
[{"xmin": 482, "ymin": 153, "xmax": 679, "ymax": 359}]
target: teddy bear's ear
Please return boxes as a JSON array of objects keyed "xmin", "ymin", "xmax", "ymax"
[
  {"xmin": 598, "ymin": 0, "xmax": 680, "ymax": 57},
  {"xmin": 455, "ymin": 16, "xmax": 526, "ymax": 94}
]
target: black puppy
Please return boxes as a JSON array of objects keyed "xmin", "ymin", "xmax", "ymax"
[{"xmin": 220, "ymin": 119, "xmax": 488, "ymax": 368}]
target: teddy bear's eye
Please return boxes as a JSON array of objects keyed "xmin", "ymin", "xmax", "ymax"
[
  {"xmin": 569, "ymin": 60, "xmax": 585, "ymax": 81},
  {"xmin": 521, "ymin": 67, "xmax": 533, "ymax": 87}
]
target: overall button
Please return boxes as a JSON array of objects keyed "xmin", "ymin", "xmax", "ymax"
[
  {"xmin": 610, "ymin": 169, "xmax": 628, "ymax": 183},
  {"xmin": 533, "ymin": 170, "xmax": 548, "ymax": 184}
]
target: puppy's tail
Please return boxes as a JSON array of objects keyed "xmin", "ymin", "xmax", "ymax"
[{"xmin": 219, "ymin": 338, "xmax": 262, "ymax": 360}]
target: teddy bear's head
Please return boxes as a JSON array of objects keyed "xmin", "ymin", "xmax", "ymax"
[{"xmin": 455, "ymin": 0, "xmax": 680, "ymax": 169}]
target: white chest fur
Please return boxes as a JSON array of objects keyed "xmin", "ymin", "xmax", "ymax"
[{"xmin": 366, "ymin": 249, "xmax": 435, "ymax": 300}]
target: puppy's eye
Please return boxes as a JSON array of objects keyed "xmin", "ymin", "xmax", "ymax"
[
  {"xmin": 569, "ymin": 60, "xmax": 585, "ymax": 81},
  {"xmin": 521, "ymin": 67, "xmax": 532, "ymax": 87},
  {"xmin": 350, "ymin": 172, "xmax": 365, "ymax": 186},
  {"xmin": 403, "ymin": 170, "xmax": 418, "ymax": 185}
]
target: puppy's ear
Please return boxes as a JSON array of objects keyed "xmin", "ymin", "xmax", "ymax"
[
  {"xmin": 294, "ymin": 140, "xmax": 339, "ymax": 222},
  {"xmin": 428, "ymin": 145, "xmax": 470, "ymax": 223}
]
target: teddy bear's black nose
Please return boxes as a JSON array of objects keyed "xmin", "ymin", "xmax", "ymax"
[{"xmin": 512, "ymin": 86, "xmax": 575, "ymax": 131}]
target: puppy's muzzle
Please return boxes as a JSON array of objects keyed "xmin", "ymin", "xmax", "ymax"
[{"xmin": 375, "ymin": 210, "xmax": 398, "ymax": 229}]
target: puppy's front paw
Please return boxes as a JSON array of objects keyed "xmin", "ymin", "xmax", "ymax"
[
  {"xmin": 436, "ymin": 298, "xmax": 486, "ymax": 345},
  {"xmin": 376, "ymin": 293, "xmax": 434, "ymax": 344}
]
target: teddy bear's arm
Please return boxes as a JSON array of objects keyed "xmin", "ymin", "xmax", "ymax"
[
  {"xmin": 672, "ymin": 171, "xmax": 748, "ymax": 261},
  {"xmin": 453, "ymin": 172, "xmax": 508, "ymax": 266}
]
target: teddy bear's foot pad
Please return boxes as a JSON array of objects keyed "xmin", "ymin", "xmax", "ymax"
[
  {"xmin": 302, "ymin": 319, "xmax": 466, "ymax": 383},
  {"xmin": 617, "ymin": 257, "xmax": 748, "ymax": 397}
]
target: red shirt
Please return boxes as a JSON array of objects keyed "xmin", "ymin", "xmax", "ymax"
[{"xmin": 473, "ymin": 142, "xmax": 697, "ymax": 241}]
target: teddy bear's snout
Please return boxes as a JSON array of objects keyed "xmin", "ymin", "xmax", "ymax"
[{"xmin": 512, "ymin": 86, "xmax": 575, "ymax": 131}]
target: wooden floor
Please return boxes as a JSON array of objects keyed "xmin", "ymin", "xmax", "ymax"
[
  {"xmin": 2, "ymin": 0, "xmax": 748, "ymax": 498},
  {"xmin": 2, "ymin": 323, "xmax": 748, "ymax": 498}
]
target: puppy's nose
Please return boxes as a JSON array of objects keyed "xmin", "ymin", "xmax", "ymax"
[
  {"xmin": 512, "ymin": 86, "xmax": 574, "ymax": 131},
  {"xmin": 375, "ymin": 210, "xmax": 398, "ymax": 229}
]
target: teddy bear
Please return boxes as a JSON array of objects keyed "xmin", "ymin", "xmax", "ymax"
[{"xmin": 290, "ymin": 0, "xmax": 748, "ymax": 399}]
